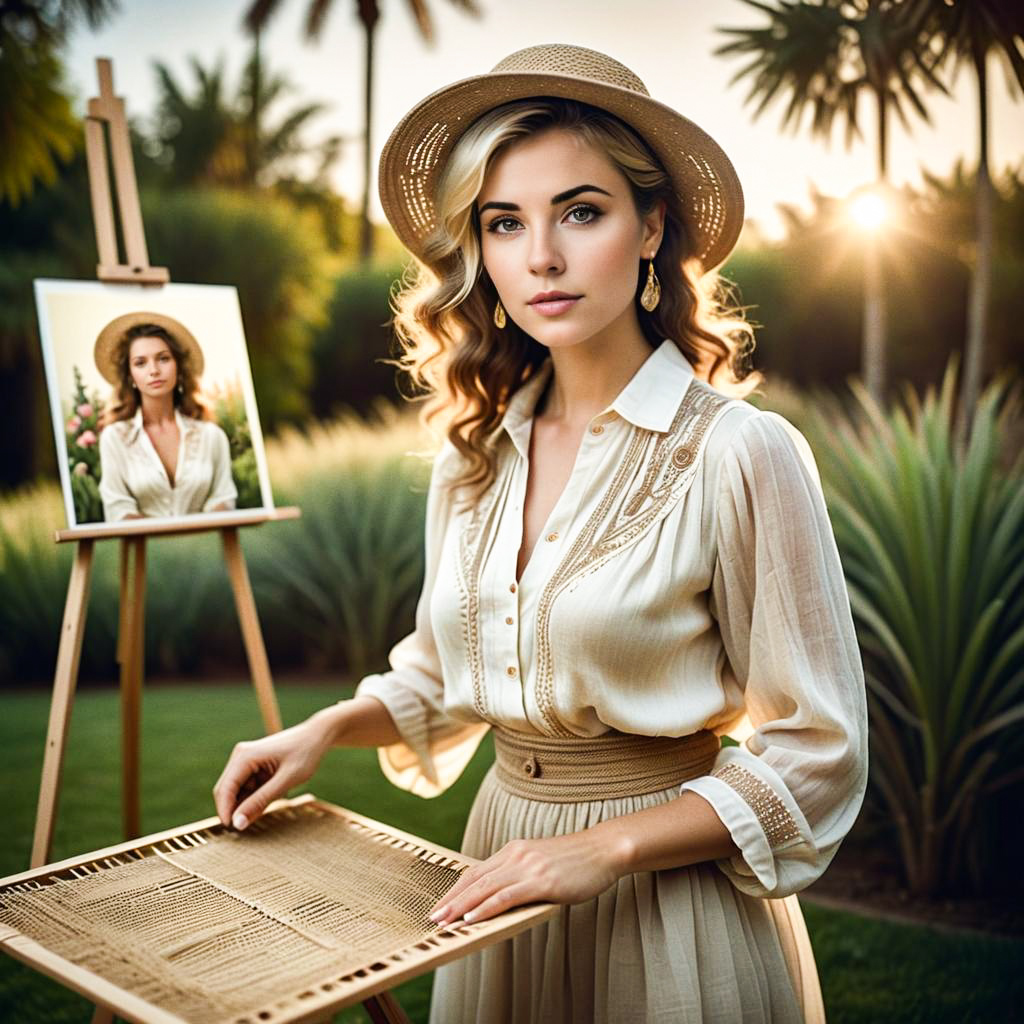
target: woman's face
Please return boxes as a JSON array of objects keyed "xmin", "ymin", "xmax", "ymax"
[
  {"xmin": 477, "ymin": 128, "xmax": 664, "ymax": 352},
  {"xmin": 128, "ymin": 336, "xmax": 178, "ymax": 399}
]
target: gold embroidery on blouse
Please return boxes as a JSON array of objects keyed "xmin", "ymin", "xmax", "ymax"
[
  {"xmin": 533, "ymin": 380, "xmax": 733, "ymax": 736},
  {"xmin": 713, "ymin": 762, "xmax": 802, "ymax": 848},
  {"xmin": 455, "ymin": 480, "xmax": 503, "ymax": 719}
]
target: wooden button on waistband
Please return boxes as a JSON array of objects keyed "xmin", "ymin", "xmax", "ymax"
[{"xmin": 523, "ymin": 755, "xmax": 540, "ymax": 777}]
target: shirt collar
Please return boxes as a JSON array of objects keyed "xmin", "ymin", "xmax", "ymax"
[
  {"xmin": 611, "ymin": 339, "xmax": 695, "ymax": 432},
  {"xmin": 125, "ymin": 406, "xmax": 194, "ymax": 443},
  {"xmin": 499, "ymin": 340, "xmax": 695, "ymax": 455},
  {"xmin": 500, "ymin": 360, "xmax": 554, "ymax": 458}
]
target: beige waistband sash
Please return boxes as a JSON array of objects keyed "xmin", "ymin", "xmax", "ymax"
[{"xmin": 492, "ymin": 726, "xmax": 721, "ymax": 803}]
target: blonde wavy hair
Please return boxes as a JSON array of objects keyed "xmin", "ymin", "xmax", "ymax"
[{"xmin": 391, "ymin": 99, "xmax": 760, "ymax": 496}]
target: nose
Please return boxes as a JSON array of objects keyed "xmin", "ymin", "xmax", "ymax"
[{"xmin": 527, "ymin": 227, "xmax": 565, "ymax": 277}]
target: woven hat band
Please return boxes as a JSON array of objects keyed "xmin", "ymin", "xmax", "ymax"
[{"xmin": 493, "ymin": 726, "xmax": 720, "ymax": 803}]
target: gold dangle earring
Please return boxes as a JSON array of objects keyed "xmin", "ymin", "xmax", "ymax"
[
  {"xmin": 493, "ymin": 300, "xmax": 507, "ymax": 329},
  {"xmin": 640, "ymin": 258, "xmax": 661, "ymax": 312}
]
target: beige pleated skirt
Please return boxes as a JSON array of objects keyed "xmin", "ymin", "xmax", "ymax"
[{"xmin": 429, "ymin": 763, "xmax": 826, "ymax": 1023}]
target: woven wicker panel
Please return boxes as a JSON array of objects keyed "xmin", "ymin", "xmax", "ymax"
[{"xmin": 0, "ymin": 797, "xmax": 557, "ymax": 1024}]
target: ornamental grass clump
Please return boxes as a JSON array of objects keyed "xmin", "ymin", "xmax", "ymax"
[{"xmin": 804, "ymin": 367, "xmax": 1024, "ymax": 897}]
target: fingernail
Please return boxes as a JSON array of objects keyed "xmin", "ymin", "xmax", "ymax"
[
  {"xmin": 463, "ymin": 910, "xmax": 476, "ymax": 922},
  {"xmin": 233, "ymin": 812, "xmax": 248, "ymax": 830},
  {"xmin": 429, "ymin": 906, "xmax": 447, "ymax": 922}
]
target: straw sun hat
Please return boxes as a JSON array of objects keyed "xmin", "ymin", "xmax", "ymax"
[
  {"xmin": 378, "ymin": 43, "xmax": 744, "ymax": 271},
  {"xmin": 94, "ymin": 311, "xmax": 204, "ymax": 386}
]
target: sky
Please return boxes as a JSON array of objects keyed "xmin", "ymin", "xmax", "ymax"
[{"xmin": 66, "ymin": 0, "xmax": 1024, "ymax": 241}]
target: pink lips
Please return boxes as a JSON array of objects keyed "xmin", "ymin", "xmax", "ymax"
[{"xmin": 528, "ymin": 291, "xmax": 581, "ymax": 316}]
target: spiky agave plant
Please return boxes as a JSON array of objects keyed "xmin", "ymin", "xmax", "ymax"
[{"xmin": 805, "ymin": 365, "xmax": 1024, "ymax": 895}]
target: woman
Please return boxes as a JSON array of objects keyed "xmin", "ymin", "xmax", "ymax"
[
  {"xmin": 95, "ymin": 311, "xmax": 237, "ymax": 521},
  {"xmin": 213, "ymin": 45, "xmax": 868, "ymax": 1023}
]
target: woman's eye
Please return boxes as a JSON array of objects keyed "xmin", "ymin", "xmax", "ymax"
[
  {"xmin": 565, "ymin": 204, "xmax": 600, "ymax": 225},
  {"xmin": 487, "ymin": 216, "xmax": 521, "ymax": 234}
]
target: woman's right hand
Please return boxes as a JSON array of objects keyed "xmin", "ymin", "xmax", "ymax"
[{"xmin": 212, "ymin": 713, "xmax": 335, "ymax": 831}]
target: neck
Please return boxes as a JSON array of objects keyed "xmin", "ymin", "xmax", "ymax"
[
  {"xmin": 540, "ymin": 315, "xmax": 654, "ymax": 425},
  {"xmin": 140, "ymin": 394, "xmax": 176, "ymax": 426}
]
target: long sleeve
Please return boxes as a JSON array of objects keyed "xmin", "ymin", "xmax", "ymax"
[
  {"xmin": 98, "ymin": 425, "xmax": 141, "ymax": 521},
  {"xmin": 354, "ymin": 444, "xmax": 491, "ymax": 798},
  {"xmin": 678, "ymin": 410, "xmax": 868, "ymax": 899},
  {"xmin": 201, "ymin": 424, "xmax": 238, "ymax": 512}
]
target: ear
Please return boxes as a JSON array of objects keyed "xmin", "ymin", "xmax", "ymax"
[{"xmin": 640, "ymin": 200, "xmax": 666, "ymax": 258}]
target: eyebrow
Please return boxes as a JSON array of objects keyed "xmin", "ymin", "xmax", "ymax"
[{"xmin": 478, "ymin": 184, "xmax": 612, "ymax": 215}]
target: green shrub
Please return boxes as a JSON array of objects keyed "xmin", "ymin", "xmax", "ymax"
[
  {"xmin": 308, "ymin": 263, "xmax": 406, "ymax": 418},
  {"xmin": 141, "ymin": 188, "xmax": 333, "ymax": 431},
  {"xmin": 254, "ymin": 439, "xmax": 430, "ymax": 678},
  {"xmin": 802, "ymin": 366, "xmax": 1024, "ymax": 897}
]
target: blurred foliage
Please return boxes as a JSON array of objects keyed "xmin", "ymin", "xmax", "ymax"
[
  {"xmin": 309, "ymin": 263, "xmax": 406, "ymax": 418},
  {"xmin": 716, "ymin": 0, "xmax": 942, "ymax": 154},
  {"xmin": 146, "ymin": 45, "xmax": 345, "ymax": 247},
  {"xmin": 0, "ymin": 0, "xmax": 118, "ymax": 205},
  {"xmin": 64, "ymin": 365, "xmax": 104, "ymax": 522},
  {"xmin": 762, "ymin": 364, "xmax": 1024, "ymax": 899},
  {"xmin": 138, "ymin": 187, "xmax": 334, "ymax": 430},
  {"xmin": 210, "ymin": 379, "xmax": 262, "ymax": 508},
  {"xmin": 726, "ymin": 164, "xmax": 1024, "ymax": 393}
]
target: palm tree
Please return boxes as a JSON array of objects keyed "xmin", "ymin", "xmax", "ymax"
[
  {"xmin": 150, "ymin": 49, "xmax": 339, "ymax": 190},
  {"xmin": 243, "ymin": 0, "xmax": 480, "ymax": 263},
  {"xmin": 0, "ymin": 0, "xmax": 118, "ymax": 205},
  {"xmin": 716, "ymin": 0, "xmax": 943, "ymax": 402},
  {"xmin": 903, "ymin": 0, "xmax": 1024, "ymax": 422}
]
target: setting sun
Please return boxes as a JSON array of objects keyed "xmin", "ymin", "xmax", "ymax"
[{"xmin": 850, "ymin": 190, "xmax": 888, "ymax": 230}]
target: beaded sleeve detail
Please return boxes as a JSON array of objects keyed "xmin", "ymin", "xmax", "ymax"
[{"xmin": 712, "ymin": 762, "xmax": 801, "ymax": 848}]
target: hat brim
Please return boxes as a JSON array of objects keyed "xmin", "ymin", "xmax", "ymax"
[
  {"xmin": 379, "ymin": 70, "xmax": 743, "ymax": 272},
  {"xmin": 94, "ymin": 312, "xmax": 205, "ymax": 387}
]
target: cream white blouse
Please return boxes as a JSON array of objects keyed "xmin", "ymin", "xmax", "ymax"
[
  {"xmin": 98, "ymin": 408, "xmax": 237, "ymax": 521},
  {"xmin": 355, "ymin": 339, "xmax": 868, "ymax": 900}
]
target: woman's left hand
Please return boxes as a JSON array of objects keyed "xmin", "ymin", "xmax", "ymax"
[{"xmin": 428, "ymin": 828, "xmax": 627, "ymax": 927}]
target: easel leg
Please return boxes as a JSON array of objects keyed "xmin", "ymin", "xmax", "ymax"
[
  {"xmin": 119, "ymin": 537, "xmax": 146, "ymax": 840},
  {"xmin": 362, "ymin": 991, "xmax": 412, "ymax": 1024},
  {"xmin": 90, "ymin": 1006, "xmax": 115, "ymax": 1024},
  {"xmin": 221, "ymin": 528, "xmax": 283, "ymax": 734},
  {"xmin": 31, "ymin": 541, "xmax": 95, "ymax": 868}
]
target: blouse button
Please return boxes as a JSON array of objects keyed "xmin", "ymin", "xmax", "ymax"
[
  {"xmin": 546, "ymin": 532, "xmax": 559, "ymax": 542},
  {"xmin": 590, "ymin": 424, "xmax": 604, "ymax": 435},
  {"xmin": 505, "ymin": 616, "xmax": 514, "ymax": 625},
  {"xmin": 523, "ymin": 755, "xmax": 539, "ymax": 777},
  {"xmin": 506, "ymin": 666, "xmax": 518, "ymax": 678},
  {"xmin": 509, "ymin": 582, "xmax": 517, "ymax": 593}
]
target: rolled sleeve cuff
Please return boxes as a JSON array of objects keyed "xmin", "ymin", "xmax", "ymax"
[
  {"xmin": 679, "ymin": 751, "xmax": 815, "ymax": 898},
  {"xmin": 353, "ymin": 675, "xmax": 490, "ymax": 800}
]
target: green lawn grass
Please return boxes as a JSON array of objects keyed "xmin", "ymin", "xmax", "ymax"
[{"xmin": 1, "ymin": 684, "xmax": 1020, "ymax": 1022}]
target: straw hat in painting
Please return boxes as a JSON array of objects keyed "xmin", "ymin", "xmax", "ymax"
[{"xmin": 94, "ymin": 311, "xmax": 205, "ymax": 386}]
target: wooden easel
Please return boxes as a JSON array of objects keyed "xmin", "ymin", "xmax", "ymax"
[{"xmin": 29, "ymin": 58, "xmax": 410, "ymax": 1024}]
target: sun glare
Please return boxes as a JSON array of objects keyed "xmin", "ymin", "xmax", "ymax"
[{"xmin": 849, "ymin": 191, "xmax": 888, "ymax": 231}]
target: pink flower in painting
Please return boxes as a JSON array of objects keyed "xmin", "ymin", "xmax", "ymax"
[
  {"xmin": 72, "ymin": 462, "xmax": 89, "ymax": 476},
  {"xmin": 67, "ymin": 415, "xmax": 81, "ymax": 433},
  {"xmin": 76, "ymin": 403, "xmax": 94, "ymax": 419},
  {"xmin": 77, "ymin": 430, "xmax": 97, "ymax": 447}
]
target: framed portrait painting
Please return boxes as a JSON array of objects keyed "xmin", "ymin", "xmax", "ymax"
[{"xmin": 35, "ymin": 279, "xmax": 274, "ymax": 531}]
